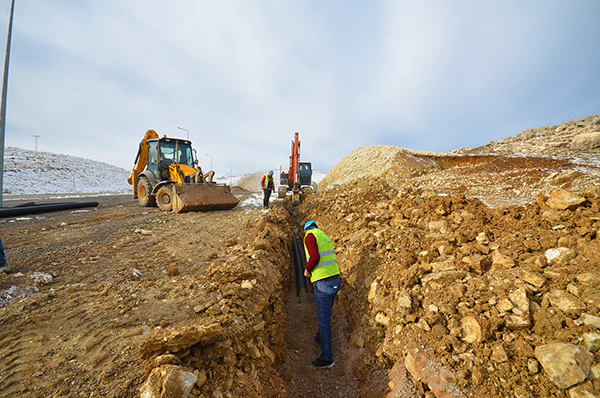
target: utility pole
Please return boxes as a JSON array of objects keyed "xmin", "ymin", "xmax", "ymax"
[
  {"xmin": 0, "ymin": 0, "xmax": 16, "ymax": 208},
  {"xmin": 177, "ymin": 126, "xmax": 189, "ymax": 140},
  {"xmin": 33, "ymin": 134, "xmax": 39, "ymax": 151},
  {"xmin": 205, "ymin": 153, "xmax": 212, "ymax": 171}
]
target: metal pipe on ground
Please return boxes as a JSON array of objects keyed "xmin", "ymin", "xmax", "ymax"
[
  {"xmin": 292, "ymin": 236, "xmax": 307, "ymax": 299},
  {"xmin": 0, "ymin": 201, "xmax": 99, "ymax": 218}
]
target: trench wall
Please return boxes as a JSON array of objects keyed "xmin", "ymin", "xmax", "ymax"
[{"xmin": 137, "ymin": 207, "xmax": 293, "ymax": 397}]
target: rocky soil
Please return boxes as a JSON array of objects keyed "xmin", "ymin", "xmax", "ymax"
[{"xmin": 0, "ymin": 114, "xmax": 599, "ymax": 398}]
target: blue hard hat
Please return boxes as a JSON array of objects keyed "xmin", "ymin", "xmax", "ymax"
[
  {"xmin": 269, "ymin": 170, "xmax": 274, "ymax": 174},
  {"xmin": 304, "ymin": 220, "xmax": 317, "ymax": 230}
]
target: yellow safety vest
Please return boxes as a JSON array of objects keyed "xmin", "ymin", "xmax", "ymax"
[
  {"xmin": 304, "ymin": 228, "xmax": 340, "ymax": 283},
  {"xmin": 263, "ymin": 175, "xmax": 272, "ymax": 189}
]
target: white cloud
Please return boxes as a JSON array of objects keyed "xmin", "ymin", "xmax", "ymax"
[{"xmin": 0, "ymin": 0, "xmax": 598, "ymax": 176}]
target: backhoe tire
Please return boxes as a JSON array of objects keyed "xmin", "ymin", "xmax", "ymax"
[
  {"xmin": 138, "ymin": 177, "xmax": 156, "ymax": 207},
  {"xmin": 156, "ymin": 186, "xmax": 174, "ymax": 211}
]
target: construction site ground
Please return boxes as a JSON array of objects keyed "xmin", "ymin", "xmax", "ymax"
[{"xmin": 1, "ymin": 115, "xmax": 600, "ymax": 398}]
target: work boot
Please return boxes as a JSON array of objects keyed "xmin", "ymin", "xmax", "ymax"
[
  {"xmin": 312, "ymin": 357, "xmax": 334, "ymax": 368},
  {"xmin": 0, "ymin": 263, "xmax": 9, "ymax": 274}
]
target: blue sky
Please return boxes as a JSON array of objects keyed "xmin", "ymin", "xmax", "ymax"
[{"xmin": 1, "ymin": 1, "xmax": 599, "ymax": 175}]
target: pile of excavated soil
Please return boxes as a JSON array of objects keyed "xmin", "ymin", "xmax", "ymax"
[
  {"xmin": 297, "ymin": 178, "xmax": 600, "ymax": 398},
  {"xmin": 321, "ymin": 115, "xmax": 600, "ymax": 209},
  {"xmin": 457, "ymin": 114, "xmax": 600, "ymax": 167},
  {"xmin": 318, "ymin": 146, "xmax": 442, "ymax": 190}
]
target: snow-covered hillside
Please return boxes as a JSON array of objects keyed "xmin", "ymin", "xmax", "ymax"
[
  {"xmin": 3, "ymin": 147, "xmax": 132, "ymax": 195},
  {"xmin": 2, "ymin": 147, "xmax": 327, "ymax": 196}
]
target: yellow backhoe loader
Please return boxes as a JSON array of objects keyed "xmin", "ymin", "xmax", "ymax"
[{"xmin": 127, "ymin": 130, "xmax": 239, "ymax": 213}]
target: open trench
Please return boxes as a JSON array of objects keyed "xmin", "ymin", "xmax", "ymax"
[{"xmin": 277, "ymin": 202, "xmax": 388, "ymax": 398}]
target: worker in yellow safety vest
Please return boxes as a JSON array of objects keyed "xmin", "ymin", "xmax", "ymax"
[
  {"xmin": 260, "ymin": 170, "xmax": 275, "ymax": 209},
  {"xmin": 303, "ymin": 220, "xmax": 341, "ymax": 368}
]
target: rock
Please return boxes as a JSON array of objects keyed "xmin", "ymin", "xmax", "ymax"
[
  {"xmin": 154, "ymin": 354, "xmax": 181, "ymax": 367},
  {"xmin": 461, "ymin": 254, "xmax": 490, "ymax": 274},
  {"xmin": 496, "ymin": 298, "xmax": 514, "ymax": 313},
  {"xmin": 404, "ymin": 341, "xmax": 467, "ymax": 398},
  {"xmin": 518, "ymin": 270, "xmax": 546, "ymax": 289},
  {"xmin": 263, "ymin": 345, "xmax": 276, "ymax": 363},
  {"xmin": 140, "ymin": 365, "xmax": 198, "ymax": 398},
  {"xmin": 428, "ymin": 220, "xmax": 448, "ymax": 232},
  {"xmin": 240, "ymin": 279, "xmax": 256, "ymax": 289},
  {"xmin": 491, "ymin": 344, "xmax": 508, "ymax": 363},
  {"xmin": 546, "ymin": 189, "xmax": 587, "ymax": 211},
  {"xmin": 534, "ymin": 343, "xmax": 594, "ymax": 389},
  {"xmin": 505, "ymin": 314, "xmax": 532, "ymax": 330},
  {"xmin": 431, "ymin": 258, "xmax": 456, "ymax": 272},
  {"xmin": 571, "ymin": 132, "xmax": 600, "ymax": 150},
  {"xmin": 580, "ymin": 313, "xmax": 600, "ymax": 328},
  {"xmin": 195, "ymin": 369, "xmax": 207, "ymax": 388},
  {"xmin": 567, "ymin": 381, "xmax": 595, "ymax": 398},
  {"xmin": 490, "ymin": 249, "xmax": 515, "ymax": 271},
  {"xmin": 591, "ymin": 363, "xmax": 600, "ymax": 380},
  {"xmin": 528, "ymin": 358, "xmax": 540, "ymax": 374},
  {"xmin": 421, "ymin": 271, "xmax": 468, "ymax": 289},
  {"xmin": 396, "ymin": 290, "xmax": 412, "ymax": 312},
  {"xmin": 386, "ymin": 361, "xmax": 422, "ymax": 398},
  {"xmin": 375, "ymin": 312, "xmax": 390, "ymax": 326},
  {"xmin": 509, "ymin": 287, "xmax": 530, "ymax": 315},
  {"xmin": 476, "ymin": 232, "xmax": 490, "ymax": 245},
  {"xmin": 545, "ymin": 247, "xmax": 576, "ymax": 265},
  {"xmin": 582, "ymin": 332, "xmax": 600, "ymax": 352},
  {"xmin": 460, "ymin": 316, "xmax": 487, "ymax": 344},
  {"xmin": 545, "ymin": 290, "xmax": 586, "ymax": 317},
  {"xmin": 166, "ymin": 263, "xmax": 179, "ymax": 276},
  {"xmin": 368, "ymin": 281, "xmax": 381, "ymax": 304}
]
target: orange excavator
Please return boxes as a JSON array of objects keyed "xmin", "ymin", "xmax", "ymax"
[
  {"xmin": 278, "ymin": 132, "xmax": 317, "ymax": 205},
  {"xmin": 127, "ymin": 130, "xmax": 239, "ymax": 213}
]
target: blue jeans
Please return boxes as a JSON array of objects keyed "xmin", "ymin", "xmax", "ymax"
[
  {"xmin": 314, "ymin": 275, "xmax": 341, "ymax": 362},
  {"xmin": 0, "ymin": 238, "xmax": 5, "ymax": 266}
]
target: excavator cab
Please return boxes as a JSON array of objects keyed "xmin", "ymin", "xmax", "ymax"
[{"xmin": 298, "ymin": 162, "xmax": 312, "ymax": 186}]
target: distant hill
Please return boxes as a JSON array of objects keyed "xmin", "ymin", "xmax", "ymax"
[
  {"xmin": 2, "ymin": 147, "xmax": 132, "ymax": 195},
  {"xmin": 2, "ymin": 147, "xmax": 328, "ymax": 196}
]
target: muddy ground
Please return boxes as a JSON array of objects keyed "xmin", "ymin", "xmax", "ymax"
[{"xmin": 1, "ymin": 133, "xmax": 600, "ymax": 397}]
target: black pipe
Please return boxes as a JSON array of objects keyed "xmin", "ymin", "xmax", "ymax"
[
  {"xmin": 292, "ymin": 236, "xmax": 307, "ymax": 297},
  {"xmin": 0, "ymin": 201, "xmax": 99, "ymax": 218}
]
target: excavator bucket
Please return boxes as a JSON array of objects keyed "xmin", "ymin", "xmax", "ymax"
[{"xmin": 172, "ymin": 184, "xmax": 239, "ymax": 213}]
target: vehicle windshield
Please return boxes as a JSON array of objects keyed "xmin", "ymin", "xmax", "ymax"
[{"xmin": 159, "ymin": 141, "xmax": 194, "ymax": 167}]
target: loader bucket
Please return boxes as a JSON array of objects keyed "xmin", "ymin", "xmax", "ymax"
[{"xmin": 172, "ymin": 184, "xmax": 239, "ymax": 213}]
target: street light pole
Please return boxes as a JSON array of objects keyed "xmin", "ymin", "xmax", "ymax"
[
  {"xmin": 177, "ymin": 126, "xmax": 189, "ymax": 140},
  {"xmin": 205, "ymin": 153, "xmax": 213, "ymax": 171},
  {"xmin": 0, "ymin": 0, "xmax": 16, "ymax": 208}
]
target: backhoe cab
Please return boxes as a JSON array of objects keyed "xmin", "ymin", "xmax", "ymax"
[{"xmin": 128, "ymin": 130, "xmax": 238, "ymax": 213}]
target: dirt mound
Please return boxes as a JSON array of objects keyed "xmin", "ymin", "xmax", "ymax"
[
  {"xmin": 319, "ymin": 146, "xmax": 443, "ymax": 189},
  {"xmin": 236, "ymin": 170, "xmax": 281, "ymax": 193},
  {"xmin": 297, "ymin": 177, "xmax": 600, "ymax": 397},
  {"xmin": 320, "ymin": 150, "xmax": 600, "ymax": 209},
  {"xmin": 457, "ymin": 114, "xmax": 600, "ymax": 166}
]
